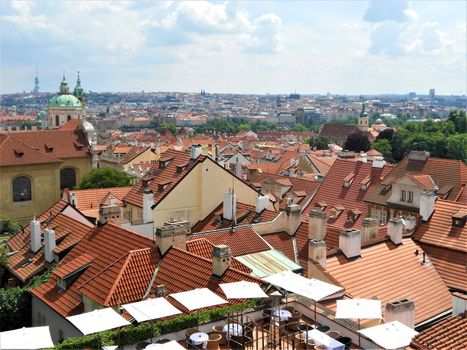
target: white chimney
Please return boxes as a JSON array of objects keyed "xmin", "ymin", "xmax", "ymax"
[
  {"xmin": 385, "ymin": 299, "xmax": 415, "ymax": 329},
  {"xmin": 155, "ymin": 219, "xmax": 190, "ymax": 255},
  {"xmin": 388, "ymin": 217, "xmax": 404, "ymax": 245},
  {"xmin": 452, "ymin": 292, "xmax": 467, "ymax": 316},
  {"xmin": 339, "ymin": 229, "xmax": 361, "ymax": 259},
  {"xmin": 359, "ymin": 152, "xmax": 368, "ymax": 163},
  {"xmin": 212, "ymin": 245, "xmax": 232, "ymax": 277},
  {"xmin": 308, "ymin": 240, "xmax": 326, "ymax": 269},
  {"xmin": 256, "ymin": 195, "xmax": 269, "ymax": 214},
  {"xmin": 361, "ymin": 217, "xmax": 379, "ymax": 242},
  {"xmin": 108, "ymin": 194, "xmax": 116, "ymax": 207},
  {"xmin": 308, "ymin": 210, "xmax": 327, "ymax": 241},
  {"xmin": 286, "ymin": 204, "xmax": 302, "ymax": 236},
  {"xmin": 419, "ymin": 191, "xmax": 436, "ymax": 222},
  {"xmin": 143, "ymin": 189, "xmax": 154, "ymax": 224},
  {"xmin": 44, "ymin": 228, "xmax": 56, "ymax": 263},
  {"xmin": 235, "ymin": 161, "xmax": 243, "ymax": 178},
  {"xmin": 372, "ymin": 156, "xmax": 386, "ymax": 168},
  {"xmin": 223, "ymin": 190, "xmax": 236, "ymax": 221},
  {"xmin": 30, "ymin": 217, "xmax": 41, "ymax": 253},
  {"xmin": 69, "ymin": 192, "xmax": 78, "ymax": 207},
  {"xmin": 191, "ymin": 144, "xmax": 202, "ymax": 160}
]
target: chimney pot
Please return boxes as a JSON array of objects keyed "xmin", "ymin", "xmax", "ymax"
[
  {"xmin": 212, "ymin": 245, "xmax": 232, "ymax": 277},
  {"xmin": 339, "ymin": 229, "xmax": 361, "ymax": 259},
  {"xmin": 255, "ymin": 195, "xmax": 269, "ymax": 214},
  {"xmin": 308, "ymin": 239, "xmax": 326, "ymax": 271},
  {"xmin": 223, "ymin": 190, "xmax": 236, "ymax": 221},
  {"xmin": 30, "ymin": 217, "xmax": 41, "ymax": 253},
  {"xmin": 155, "ymin": 219, "xmax": 190, "ymax": 255},
  {"xmin": 308, "ymin": 209, "xmax": 327, "ymax": 240},
  {"xmin": 419, "ymin": 191, "xmax": 436, "ymax": 222},
  {"xmin": 44, "ymin": 228, "xmax": 56, "ymax": 263},
  {"xmin": 143, "ymin": 189, "xmax": 154, "ymax": 224},
  {"xmin": 191, "ymin": 144, "xmax": 202, "ymax": 160},
  {"xmin": 385, "ymin": 299, "xmax": 415, "ymax": 328},
  {"xmin": 388, "ymin": 217, "xmax": 403, "ymax": 245},
  {"xmin": 361, "ymin": 217, "xmax": 379, "ymax": 242}
]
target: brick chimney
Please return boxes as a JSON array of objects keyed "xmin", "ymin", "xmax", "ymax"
[
  {"xmin": 388, "ymin": 217, "xmax": 404, "ymax": 245},
  {"xmin": 212, "ymin": 245, "xmax": 232, "ymax": 277},
  {"xmin": 30, "ymin": 217, "xmax": 41, "ymax": 253},
  {"xmin": 419, "ymin": 191, "xmax": 436, "ymax": 222},
  {"xmin": 44, "ymin": 228, "xmax": 56, "ymax": 263},
  {"xmin": 308, "ymin": 239, "xmax": 326, "ymax": 270},
  {"xmin": 308, "ymin": 209, "xmax": 327, "ymax": 241},
  {"xmin": 142, "ymin": 188, "xmax": 154, "ymax": 224},
  {"xmin": 286, "ymin": 203, "xmax": 301, "ymax": 236},
  {"xmin": 223, "ymin": 190, "xmax": 236, "ymax": 221},
  {"xmin": 385, "ymin": 299, "xmax": 415, "ymax": 328},
  {"xmin": 339, "ymin": 229, "xmax": 361, "ymax": 259},
  {"xmin": 361, "ymin": 217, "xmax": 379, "ymax": 242},
  {"xmin": 155, "ymin": 219, "xmax": 190, "ymax": 255}
]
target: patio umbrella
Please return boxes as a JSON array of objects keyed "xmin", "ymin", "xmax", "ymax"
[
  {"xmin": 123, "ymin": 297, "xmax": 182, "ymax": 323},
  {"xmin": 170, "ymin": 288, "xmax": 227, "ymax": 327},
  {"xmin": 358, "ymin": 321, "xmax": 418, "ymax": 350},
  {"xmin": 66, "ymin": 308, "xmax": 131, "ymax": 335},
  {"xmin": 219, "ymin": 281, "xmax": 268, "ymax": 299},
  {"xmin": 335, "ymin": 298, "xmax": 382, "ymax": 347},
  {"xmin": 0, "ymin": 326, "xmax": 54, "ymax": 350}
]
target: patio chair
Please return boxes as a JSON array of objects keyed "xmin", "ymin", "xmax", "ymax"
[
  {"xmin": 316, "ymin": 325, "xmax": 330, "ymax": 333},
  {"xmin": 294, "ymin": 333, "xmax": 306, "ymax": 350},
  {"xmin": 185, "ymin": 327, "xmax": 198, "ymax": 339},
  {"xmin": 211, "ymin": 326, "xmax": 227, "ymax": 345},
  {"xmin": 207, "ymin": 333, "xmax": 222, "ymax": 350},
  {"xmin": 326, "ymin": 330, "xmax": 340, "ymax": 339},
  {"xmin": 337, "ymin": 336, "xmax": 352, "ymax": 349},
  {"xmin": 285, "ymin": 315, "xmax": 301, "ymax": 331}
]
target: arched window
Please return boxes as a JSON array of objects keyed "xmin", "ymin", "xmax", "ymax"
[
  {"xmin": 67, "ymin": 115, "xmax": 71, "ymax": 121},
  {"xmin": 60, "ymin": 168, "xmax": 76, "ymax": 190},
  {"xmin": 13, "ymin": 176, "xmax": 32, "ymax": 202},
  {"xmin": 55, "ymin": 115, "xmax": 60, "ymax": 126}
]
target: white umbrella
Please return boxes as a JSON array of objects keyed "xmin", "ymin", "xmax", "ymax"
[
  {"xmin": 0, "ymin": 326, "xmax": 54, "ymax": 350},
  {"xmin": 123, "ymin": 297, "xmax": 182, "ymax": 323},
  {"xmin": 170, "ymin": 288, "xmax": 227, "ymax": 311},
  {"xmin": 219, "ymin": 281, "xmax": 268, "ymax": 299},
  {"xmin": 145, "ymin": 340, "xmax": 186, "ymax": 349},
  {"xmin": 359, "ymin": 321, "xmax": 418, "ymax": 350},
  {"xmin": 66, "ymin": 308, "xmax": 130, "ymax": 335},
  {"xmin": 335, "ymin": 298, "xmax": 382, "ymax": 347}
]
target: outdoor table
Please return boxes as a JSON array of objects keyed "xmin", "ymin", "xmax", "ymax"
[
  {"xmin": 144, "ymin": 344, "xmax": 162, "ymax": 350},
  {"xmin": 301, "ymin": 329, "xmax": 345, "ymax": 350},
  {"xmin": 273, "ymin": 309, "xmax": 292, "ymax": 321},
  {"xmin": 189, "ymin": 332, "xmax": 209, "ymax": 349},
  {"xmin": 223, "ymin": 323, "xmax": 243, "ymax": 337}
]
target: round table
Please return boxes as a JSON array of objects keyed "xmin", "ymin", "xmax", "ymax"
[
  {"xmin": 189, "ymin": 332, "xmax": 209, "ymax": 348},
  {"xmin": 223, "ymin": 323, "xmax": 243, "ymax": 337},
  {"xmin": 273, "ymin": 309, "xmax": 292, "ymax": 321},
  {"xmin": 144, "ymin": 344, "xmax": 162, "ymax": 350}
]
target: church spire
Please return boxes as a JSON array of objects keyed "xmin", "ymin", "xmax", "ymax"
[
  {"xmin": 59, "ymin": 70, "xmax": 69, "ymax": 94},
  {"xmin": 74, "ymin": 70, "xmax": 85, "ymax": 105}
]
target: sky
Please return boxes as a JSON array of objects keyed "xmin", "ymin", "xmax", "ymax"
[{"xmin": 1, "ymin": 0, "xmax": 465, "ymax": 95}]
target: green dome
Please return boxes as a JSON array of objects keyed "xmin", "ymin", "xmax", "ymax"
[{"xmin": 49, "ymin": 94, "xmax": 81, "ymax": 107}]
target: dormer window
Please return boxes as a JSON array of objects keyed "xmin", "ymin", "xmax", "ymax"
[
  {"xmin": 14, "ymin": 149, "xmax": 24, "ymax": 157},
  {"xmin": 176, "ymin": 161, "xmax": 190, "ymax": 172},
  {"xmin": 315, "ymin": 201, "xmax": 327, "ymax": 211},
  {"xmin": 347, "ymin": 209, "xmax": 361, "ymax": 222},
  {"xmin": 44, "ymin": 144, "xmax": 54, "ymax": 153},
  {"xmin": 360, "ymin": 175, "xmax": 371, "ymax": 191},
  {"xmin": 330, "ymin": 204, "xmax": 344, "ymax": 218},
  {"xmin": 343, "ymin": 172, "xmax": 356, "ymax": 188},
  {"xmin": 157, "ymin": 180, "xmax": 172, "ymax": 192},
  {"xmin": 452, "ymin": 210, "xmax": 467, "ymax": 228}
]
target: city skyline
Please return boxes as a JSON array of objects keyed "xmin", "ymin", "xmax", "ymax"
[{"xmin": 1, "ymin": 0, "xmax": 466, "ymax": 95}]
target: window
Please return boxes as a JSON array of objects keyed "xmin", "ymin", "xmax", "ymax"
[
  {"xmin": 55, "ymin": 115, "xmax": 60, "ymax": 126},
  {"xmin": 67, "ymin": 115, "xmax": 71, "ymax": 121},
  {"xmin": 12, "ymin": 176, "xmax": 32, "ymax": 202},
  {"xmin": 60, "ymin": 168, "xmax": 76, "ymax": 190},
  {"xmin": 400, "ymin": 190, "xmax": 406, "ymax": 201},
  {"xmin": 379, "ymin": 210, "xmax": 387, "ymax": 225},
  {"xmin": 407, "ymin": 191, "xmax": 413, "ymax": 203}
]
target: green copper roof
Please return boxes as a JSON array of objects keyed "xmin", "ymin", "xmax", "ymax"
[
  {"xmin": 236, "ymin": 249, "xmax": 303, "ymax": 278},
  {"xmin": 49, "ymin": 94, "xmax": 81, "ymax": 107}
]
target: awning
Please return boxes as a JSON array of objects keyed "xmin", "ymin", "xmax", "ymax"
[
  {"xmin": 0, "ymin": 326, "xmax": 54, "ymax": 350},
  {"xmin": 219, "ymin": 281, "xmax": 268, "ymax": 299},
  {"xmin": 263, "ymin": 270, "xmax": 342, "ymax": 301},
  {"xmin": 170, "ymin": 288, "xmax": 227, "ymax": 311},
  {"xmin": 335, "ymin": 298, "xmax": 382, "ymax": 320},
  {"xmin": 123, "ymin": 298, "xmax": 182, "ymax": 323},
  {"xmin": 359, "ymin": 321, "xmax": 418, "ymax": 349},
  {"xmin": 66, "ymin": 308, "xmax": 130, "ymax": 335}
]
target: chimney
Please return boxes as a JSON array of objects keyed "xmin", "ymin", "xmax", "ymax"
[
  {"xmin": 408, "ymin": 150, "xmax": 429, "ymax": 162},
  {"xmin": 308, "ymin": 240, "xmax": 326, "ymax": 269},
  {"xmin": 372, "ymin": 156, "xmax": 386, "ymax": 168},
  {"xmin": 256, "ymin": 195, "xmax": 269, "ymax": 214},
  {"xmin": 419, "ymin": 191, "xmax": 436, "ymax": 222},
  {"xmin": 285, "ymin": 204, "xmax": 301, "ymax": 235},
  {"xmin": 44, "ymin": 228, "xmax": 56, "ymax": 263},
  {"xmin": 359, "ymin": 152, "xmax": 368, "ymax": 163},
  {"xmin": 143, "ymin": 189, "xmax": 154, "ymax": 224},
  {"xmin": 212, "ymin": 245, "xmax": 232, "ymax": 277},
  {"xmin": 223, "ymin": 190, "xmax": 236, "ymax": 221},
  {"xmin": 155, "ymin": 284, "xmax": 168, "ymax": 298},
  {"xmin": 191, "ymin": 144, "xmax": 202, "ymax": 160},
  {"xmin": 108, "ymin": 194, "xmax": 116, "ymax": 207},
  {"xmin": 30, "ymin": 217, "xmax": 41, "ymax": 253},
  {"xmin": 339, "ymin": 229, "xmax": 361, "ymax": 259},
  {"xmin": 361, "ymin": 218, "xmax": 379, "ymax": 242},
  {"xmin": 452, "ymin": 292, "xmax": 467, "ymax": 316},
  {"xmin": 155, "ymin": 219, "xmax": 190, "ymax": 255},
  {"xmin": 308, "ymin": 209, "xmax": 327, "ymax": 241},
  {"xmin": 385, "ymin": 299, "xmax": 415, "ymax": 328},
  {"xmin": 388, "ymin": 217, "xmax": 404, "ymax": 244},
  {"xmin": 235, "ymin": 161, "xmax": 243, "ymax": 178},
  {"xmin": 69, "ymin": 192, "xmax": 78, "ymax": 207}
]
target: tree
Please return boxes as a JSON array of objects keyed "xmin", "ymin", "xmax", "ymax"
[
  {"xmin": 373, "ymin": 139, "xmax": 393, "ymax": 163},
  {"xmin": 448, "ymin": 110, "xmax": 466, "ymax": 134},
  {"xmin": 344, "ymin": 131, "xmax": 370, "ymax": 152},
  {"xmin": 375, "ymin": 128, "xmax": 394, "ymax": 142},
  {"xmin": 309, "ymin": 136, "xmax": 331, "ymax": 150},
  {"xmin": 291, "ymin": 124, "xmax": 309, "ymax": 132},
  {"xmin": 80, "ymin": 168, "xmax": 134, "ymax": 189},
  {"xmin": 238, "ymin": 123, "xmax": 251, "ymax": 131},
  {"xmin": 447, "ymin": 134, "xmax": 467, "ymax": 162}
]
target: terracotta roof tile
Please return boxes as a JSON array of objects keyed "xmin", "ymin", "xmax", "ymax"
[
  {"xmin": 64, "ymin": 187, "xmax": 131, "ymax": 212},
  {"xmin": 119, "ymin": 146, "xmax": 151, "ymax": 164},
  {"xmin": 54, "ymin": 254, "xmax": 94, "ymax": 279}
]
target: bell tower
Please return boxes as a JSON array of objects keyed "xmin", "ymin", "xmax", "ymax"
[{"xmin": 358, "ymin": 96, "xmax": 369, "ymax": 132}]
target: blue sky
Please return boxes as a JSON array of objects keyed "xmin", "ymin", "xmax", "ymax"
[{"xmin": 1, "ymin": 0, "xmax": 465, "ymax": 95}]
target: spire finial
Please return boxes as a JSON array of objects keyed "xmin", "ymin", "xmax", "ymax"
[{"xmin": 62, "ymin": 69, "xmax": 66, "ymax": 81}]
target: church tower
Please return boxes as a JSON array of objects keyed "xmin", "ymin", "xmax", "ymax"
[
  {"xmin": 358, "ymin": 96, "xmax": 369, "ymax": 132},
  {"xmin": 33, "ymin": 66, "xmax": 40, "ymax": 94},
  {"xmin": 73, "ymin": 71, "xmax": 85, "ymax": 107}
]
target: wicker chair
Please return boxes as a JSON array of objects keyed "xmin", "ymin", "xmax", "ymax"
[
  {"xmin": 286, "ymin": 315, "xmax": 301, "ymax": 331},
  {"xmin": 207, "ymin": 333, "xmax": 222, "ymax": 350},
  {"xmin": 316, "ymin": 325, "xmax": 330, "ymax": 333},
  {"xmin": 185, "ymin": 327, "xmax": 197, "ymax": 339},
  {"xmin": 211, "ymin": 326, "xmax": 227, "ymax": 345},
  {"xmin": 326, "ymin": 330, "xmax": 340, "ymax": 339},
  {"xmin": 294, "ymin": 333, "xmax": 306, "ymax": 350}
]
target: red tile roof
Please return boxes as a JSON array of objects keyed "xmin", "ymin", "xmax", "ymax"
[
  {"xmin": 119, "ymin": 146, "xmax": 151, "ymax": 164},
  {"xmin": 63, "ymin": 187, "xmax": 131, "ymax": 212},
  {"xmin": 319, "ymin": 124, "xmax": 359, "ymax": 143},
  {"xmin": 410, "ymin": 314, "xmax": 466, "ymax": 350},
  {"xmin": 54, "ymin": 254, "xmax": 94, "ymax": 279}
]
